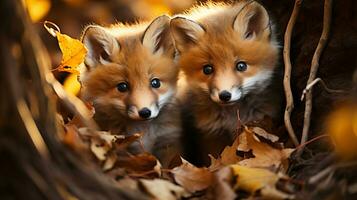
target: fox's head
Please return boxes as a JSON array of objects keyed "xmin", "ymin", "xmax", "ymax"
[
  {"xmin": 80, "ymin": 15, "xmax": 177, "ymax": 121},
  {"xmin": 171, "ymin": 1, "xmax": 279, "ymax": 105}
]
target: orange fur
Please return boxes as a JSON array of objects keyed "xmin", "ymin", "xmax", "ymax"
[
  {"xmin": 80, "ymin": 16, "xmax": 181, "ymax": 167},
  {"xmin": 171, "ymin": 1, "xmax": 281, "ymax": 164}
]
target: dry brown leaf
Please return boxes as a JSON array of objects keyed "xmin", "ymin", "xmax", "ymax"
[
  {"xmin": 237, "ymin": 127, "xmax": 294, "ymax": 172},
  {"xmin": 208, "ymin": 154, "xmax": 223, "ymax": 172},
  {"xmin": 117, "ymin": 152, "xmax": 161, "ymax": 177},
  {"xmin": 79, "ymin": 128, "xmax": 124, "ymax": 146},
  {"xmin": 210, "ymin": 167, "xmax": 236, "ymax": 200},
  {"xmin": 83, "ymin": 129, "xmax": 122, "ymax": 161},
  {"xmin": 102, "ymin": 152, "xmax": 117, "ymax": 171},
  {"xmin": 90, "ymin": 137, "xmax": 111, "ymax": 161},
  {"xmin": 252, "ymin": 127, "xmax": 279, "ymax": 143},
  {"xmin": 77, "ymin": 125, "xmax": 146, "ymax": 172},
  {"xmin": 115, "ymin": 133, "xmax": 143, "ymax": 150},
  {"xmin": 172, "ymin": 158, "xmax": 213, "ymax": 193},
  {"xmin": 139, "ymin": 179, "xmax": 189, "ymax": 200},
  {"xmin": 62, "ymin": 124, "xmax": 86, "ymax": 151},
  {"xmin": 231, "ymin": 165, "xmax": 294, "ymax": 199},
  {"xmin": 220, "ymin": 134, "xmax": 242, "ymax": 165}
]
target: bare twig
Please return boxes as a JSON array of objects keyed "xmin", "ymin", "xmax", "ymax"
[
  {"xmin": 283, "ymin": 0, "xmax": 303, "ymax": 147},
  {"xmin": 296, "ymin": 134, "xmax": 329, "ymax": 150},
  {"xmin": 301, "ymin": 0, "xmax": 333, "ymax": 146},
  {"xmin": 300, "ymin": 78, "xmax": 347, "ymax": 101}
]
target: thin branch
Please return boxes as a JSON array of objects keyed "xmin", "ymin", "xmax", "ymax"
[
  {"xmin": 300, "ymin": 78, "xmax": 347, "ymax": 101},
  {"xmin": 301, "ymin": 0, "xmax": 333, "ymax": 146},
  {"xmin": 283, "ymin": 0, "xmax": 303, "ymax": 147},
  {"xmin": 296, "ymin": 134, "xmax": 329, "ymax": 150}
]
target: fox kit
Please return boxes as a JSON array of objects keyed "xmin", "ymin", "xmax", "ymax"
[
  {"xmin": 171, "ymin": 1, "xmax": 281, "ymax": 162},
  {"xmin": 79, "ymin": 15, "xmax": 181, "ymax": 166}
]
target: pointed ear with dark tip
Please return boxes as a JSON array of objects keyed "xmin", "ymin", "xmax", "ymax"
[
  {"xmin": 233, "ymin": 2, "xmax": 270, "ymax": 40},
  {"xmin": 142, "ymin": 15, "xmax": 173, "ymax": 56},
  {"xmin": 81, "ymin": 25, "xmax": 120, "ymax": 68},
  {"xmin": 170, "ymin": 16, "xmax": 205, "ymax": 52}
]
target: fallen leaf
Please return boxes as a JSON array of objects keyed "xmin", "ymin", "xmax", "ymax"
[
  {"xmin": 115, "ymin": 133, "xmax": 143, "ymax": 150},
  {"xmin": 237, "ymin": 127, "xmax": 294, "ymax": 172},
  {"xmin": 102, "ymin": 152, "xmax": 117, "ymax": 171},
  {"xmin": 139, "ymin": 179, "xmax": 189, "ymax": 200},
  {"xmin": 85, "ymin": 130, "xmax": 123, "ymax": 162},
  {"xmin": 220, "ymin": 135, "xmax": 242, "ymax": 165},
  {"xmin": 117, "ymin": 152, "xmax": 161, "ymax": 177},
  {"xmin": 63, "ymin": 73, "xmax": 81, "ymax": 96},
  {"xmin": 231, "ymin": 165, "xmax": 294, "ymax": 199},
  {"xmin": 90, "ymin": 137, "xmax": 111, "ymax": 161},
  {"xmin": 56, "ymin": 31, "xmax": 87, "ymax": 74},
  {"xmin": 78, "ymin": 128, "xmax": 124, "ymax": 147},
  {"xmin": 172, "ymin": 158, "xmax": 213, "ymax": 193},
  {"xmin": 209, "ymin": 167, "xmax": 236, "ymax": 200},
  {"xmin": 62, "ymin": 124, "xmax": 85, "ymax": 151},
  {"xmin": 208, "ymin": 154, "xmax": 223, "ymax": 172},
  {"xmin": 252, "ymin": 127, "xmax": 279, "ymax": 143}
]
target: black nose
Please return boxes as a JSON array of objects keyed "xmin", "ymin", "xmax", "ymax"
[
  {"xmin": 219, "ymin": 91, "xmax": 232, "ymax": 102},
  {"xmin": 138, "ymin": 107, "xmax": 151, "ymax": 119}
]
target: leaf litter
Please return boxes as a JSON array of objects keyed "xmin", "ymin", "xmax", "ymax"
[
  {"xmin": 56, "ymin": 99, "xmax": 298, "ymax": 199},
  {"xmin": 58, "ymin": 103, "xmax": 298, "ymax": 199}
]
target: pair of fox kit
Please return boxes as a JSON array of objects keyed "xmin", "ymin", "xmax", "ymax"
[{"xmin": 79, "ymin": 0, "xmax": 280, "ymax": 166}]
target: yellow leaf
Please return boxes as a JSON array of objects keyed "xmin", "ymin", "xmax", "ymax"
[
  {"xmin": 231, "ymin": 165, "xmax": 294, "ymax": 199},
  {"xmin": 232, "ymin": 165, "xmax": 279, "ymax": 192},
  {"xmin": 56, "ymin": 31, "xmax": 87, "ymax": 74},
  {"xmin": 25, "ymin": 0, "xmax": 51, "ymax": 22},
  {"xmin": 63, "ymin": 73, "xmax": 81, "ymax": 96}
]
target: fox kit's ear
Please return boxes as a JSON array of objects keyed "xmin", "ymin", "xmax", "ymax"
[
  {"xmin": 142, "ymin": 15, "xmax": 173, "ymax": 56},
  {"xmin": 170, "ymin": 17, "xmax": 205, "ymax": 52},
  {"xmin": 81, "ymin": 25, "xmax": 120, "ymax": 68},
  {"xmin": 233, "ymin": 1, "xmax": 270, "ymax": 40}
]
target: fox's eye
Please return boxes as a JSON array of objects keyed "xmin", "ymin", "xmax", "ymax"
[
  {"xmin": 117, "ymin": 82, "xmax": 129, "ymax": 92},
  {"xmin": 203, "ymin": 64, "xmax": 214, "ymax": 75},
  {"xmin": 236, "ymin": 61, "xmax": 247, "ymax": 72},
  {"xmin": 151, "ymin": 78, "xmax": 161, "ymax": 88}
]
